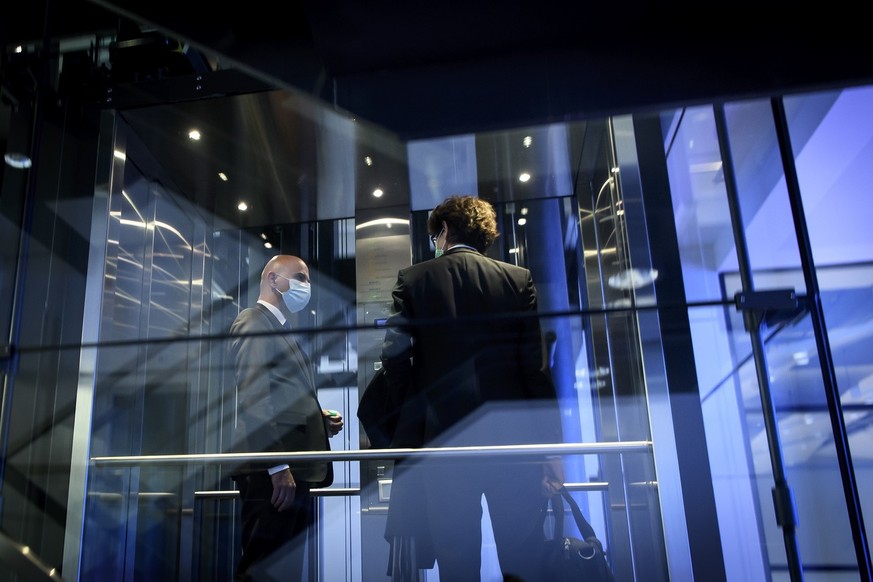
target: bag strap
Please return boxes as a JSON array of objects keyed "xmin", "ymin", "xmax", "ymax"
[
  {"xmin": 557, "ymin": 487, "xmax": 598, "ymax": 541},
  {"xmin": 551, "ymin": 489, "xmax": 566, "ymax": 539}
]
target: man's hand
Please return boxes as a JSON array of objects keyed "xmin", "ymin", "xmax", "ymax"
[
  {"xmin": 323, "ymin": 409, "xmax": 344, "ymax": 437},
  {"xmin": 541, "ymin": 456, "xmax": 565, "ymax": 497},
  {"xmin": 270, "ymin": 468, "xmax": 297, "ymax": 511}
]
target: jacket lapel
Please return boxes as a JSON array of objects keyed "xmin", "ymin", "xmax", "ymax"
[{"xmin": 280, "ymin": 323, "xmax": 317, "ymax": 394}]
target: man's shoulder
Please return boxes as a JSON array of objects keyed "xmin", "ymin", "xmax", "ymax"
[
  {"xmin": 231, "ymin": 305, "xmax": 270, "ymax": 330},
  {"xmin": 235, "ymin": 304, "xmax": 265, "ymax": 318},
  {"xmin": 497, "ymin": 259, "xmax": 531, "ymax": 277},
  {"xmin": 404, "ymin": 251, "xmax": 529, "ymax": 275},
  {"xmin": 473, "ymin": 253, "xmax": 531, "ymax": 277}
]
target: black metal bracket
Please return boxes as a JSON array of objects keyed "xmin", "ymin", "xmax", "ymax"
[
  {"xmin": 734, "ymin": 289, "xmax": 807, "ymax": 332},
  {"xmin": 772, "ymin": 481, "xmax": 799, "ymax": 529}
]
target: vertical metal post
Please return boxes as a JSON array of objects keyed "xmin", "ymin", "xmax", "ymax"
[
  {"xmin": 770, "ymin": 97, "xmax": 872, "ymax": 580},
  {"xmin": 713, "ymin": 103, "xmax": 804, "ymax": 581}
]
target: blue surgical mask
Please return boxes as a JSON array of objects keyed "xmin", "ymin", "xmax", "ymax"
[{"xmin": 277, "ymin": 275, "xmax": 311, "ymax": 313}]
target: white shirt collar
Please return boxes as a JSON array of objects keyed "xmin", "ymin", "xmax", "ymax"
[
  {"xmin": 258, "ymin": 299, "xmax": 286, "ymax": 326},
  {"xmin": 447, "ymin": 244, "xmax": 477, "ymax": 252}
]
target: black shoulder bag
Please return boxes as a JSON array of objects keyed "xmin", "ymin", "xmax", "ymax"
[
  {"xmin": 357, "ymin": 366, "xmax": 397, "ymax": 449},
  {"xmin": 540, "ymin": 486, "xmax": 616, "ymax": 582}
]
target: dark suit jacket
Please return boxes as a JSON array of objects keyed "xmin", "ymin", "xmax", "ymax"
[
  {"xmin": 380, "ymin": 247, "xmax": 561, "ymax": 448},
  {"xmin": 228, "ymin": 303, "xmax": 333, "ymax": 486}
]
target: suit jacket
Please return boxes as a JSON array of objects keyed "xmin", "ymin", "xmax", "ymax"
[
  {"xmin": 380, "ymin": 247, "xmax": 562, "ymax": 448},
  {"xmin": 228, "ymin": 303, "xmax": 333, "ymax": 486}
]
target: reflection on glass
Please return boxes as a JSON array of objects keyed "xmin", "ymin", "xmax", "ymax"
[{"xmin": 667, "ymin": 85, "xmax": 873, "ymax": 579}]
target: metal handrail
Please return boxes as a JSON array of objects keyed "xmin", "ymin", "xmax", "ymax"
[
  {"xmin": 190, "ymin": 481, "xmax": 615, "ymax": 501},
  {"xmin": 91, "ymin": 441, "xmax": 652, "ymax": 467}
]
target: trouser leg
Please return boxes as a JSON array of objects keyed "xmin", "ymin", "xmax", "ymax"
[{"xmin": 235, "ymin": 474, "xmax": 313, "ymax": 581}]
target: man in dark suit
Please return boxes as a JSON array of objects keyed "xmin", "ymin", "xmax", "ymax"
[
  {"xmin": 381, "ymin": 195, "xmax": 565, "ymax": 581},
  {"xmin": 229, "ymin": 254, "xmax": 344, "ymax": 581}
]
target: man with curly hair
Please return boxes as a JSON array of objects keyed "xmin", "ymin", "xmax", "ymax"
[{"xmin": 380, "ymin": 195, "xmax": 564, "ymax": 581}]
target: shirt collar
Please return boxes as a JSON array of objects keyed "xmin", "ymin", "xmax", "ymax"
[
  {"xmin": 446, "ymin": 244, "xmax": 477, "ymax": 252},
  {"xmin": 258, "ymin": 299, "xmax": 286, "ymax": 326}
]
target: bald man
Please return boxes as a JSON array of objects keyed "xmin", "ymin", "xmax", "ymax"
[{"xmin": 228, "ymin": 255, "xmax": 344, "ymax": 581}]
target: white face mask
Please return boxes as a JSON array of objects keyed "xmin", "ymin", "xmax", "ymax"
[{"xmin": 277, "ymin": 275, "xmax": 311, "ymax": 313}]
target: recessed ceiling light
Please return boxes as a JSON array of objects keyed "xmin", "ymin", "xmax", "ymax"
[
  {"xmin": 218, "ymin": 172, "xmax": 228, "ymax": 181},
  {"xmin": 518, "ymin": 172, "xmax": 531, "ymax": 183},
  {"xmin": 238, "ymin": 202, "xmax": 248, "ymax": 211},
  {"xmin": 373, "ymin": 188, "xmax": 384, "ymax": 198},
  {"xmin": 4, "ymin": 152, "xmax": 32, "ymax": 169},
  {"xmin": 188, "ymin": 130, "xmax": 201, "ymax": 141}
]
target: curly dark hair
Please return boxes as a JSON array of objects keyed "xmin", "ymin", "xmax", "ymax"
[{"xmin": 428, "ymin": 195, "xmax": 499, "ymax": 253}]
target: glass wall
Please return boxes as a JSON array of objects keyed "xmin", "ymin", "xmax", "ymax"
[
  {"xmin": 1, "ymin": 44, "xmax": 871, "ymax": 582},
  {"xmin": 664, "ymin": 87, "xmax": 873, "ymax": 581}
]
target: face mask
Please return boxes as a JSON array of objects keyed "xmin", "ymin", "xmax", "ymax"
[
  {"xmin": 433, "ymin": 227, "xmax": 446, "ymax": 258},
  {"xmin": 277, "ymin": 275, "xmax": 311, "ymax": 313}
]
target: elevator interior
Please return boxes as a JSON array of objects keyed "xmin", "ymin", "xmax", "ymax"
[{"xmin": 79, "ymin": 91, "xmax": 663, "ymax": 581}]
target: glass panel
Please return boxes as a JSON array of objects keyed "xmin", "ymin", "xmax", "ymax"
[
  {"xmin": 786, "ymin": 88, "xmax": 873, "ymax": 560},
  {"xmin": 0, "ymin": 95, "xmax": 685, "ymax": 582},
  {"xmin": 666, "ymin": 85, "xmax": 873, "ymax": 580},
  {"xmin": 398, "ymin": 120, "xmax": 671, "ymax": 581}
]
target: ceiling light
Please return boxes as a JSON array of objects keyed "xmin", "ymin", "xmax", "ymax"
[
  {"xmin": 365, "ymin": 156, "xmax": 373, "ymax": 166},
  {"xmin": 218, "ymin": 172, "xmax": 228, "ymax": 181},
  {"xmin": 517, "ymin": 218, "xmax": 527, "ymax": 226},
  {"xmin": 373, "ymin": 188, "xmax": 384, "ymax": 198},
  {"xmin": 523, "ymin": 136, "xmax": 532, "ymax": 147},
  {"xmin": 188, "ymin": 129, "xmax": 201, "ymax": 140},
  {"xmin": 607, "ymin": 268, "xmax": 659, "ymax": 290},
  {"xmin": 519, "ymin": 172, "xmax": 531, "ymax": 182},
  {"xmin": 4, "ymin": 152, "xmax": 32, "ymax": 169},
  {"xmin": 237, "ymin": 202, "xmax": 248, "ymax": 211},
  {"xmin": 113, "ymin": 150, "xmax": 126, "ymax": 161},
  {"xmin": 355, "ymin": 218, "xmax": 409, "ymax": 230}
]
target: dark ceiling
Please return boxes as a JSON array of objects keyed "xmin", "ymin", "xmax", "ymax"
[{"xmin": 4, "ymin": 0, "xmax": 873, "ymax": 140}]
